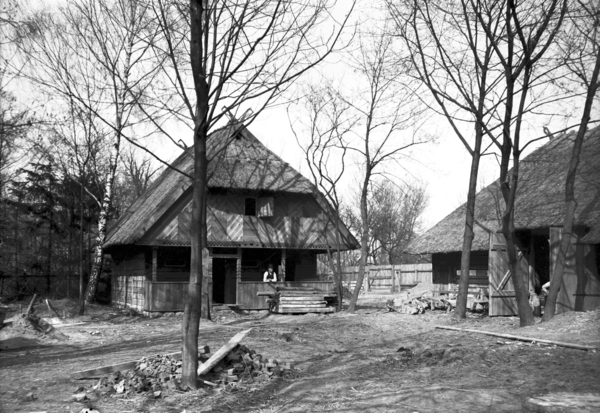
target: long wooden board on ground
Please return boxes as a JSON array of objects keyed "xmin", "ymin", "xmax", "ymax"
[
  {"xmin": 523, "ymin": 392, "xmax": 600, "ymax": 412},
  {"xmin": 276, "ymin": 307, "xmax": 335, "ymax": 313},
  {"xmin": 197, "ymin": 328, "xmax": 252, "ymax": 376},
  {"xmin": 279, "ymin": 302, "xmax": 327, "ymax": 307},
  {"xmin": 435, "ymin": 325, "xmax": 598, "ymax": 351},
  {"xmin": 71, "ymin": 346, "xmax": 210, "ymax": 379},
  {"xmin": 279, "ymin": 299, "xmax": 327, "ymax": 304},
  {"xmin": 279, "ymin": 297, "xmax": 326, "ymax": 301}
]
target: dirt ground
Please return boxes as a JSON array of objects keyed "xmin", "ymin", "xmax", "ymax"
[{"xmin": 1, "ymin": 294, "xmax": 599, "ymax": 413}]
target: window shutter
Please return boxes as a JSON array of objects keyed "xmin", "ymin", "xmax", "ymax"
[{"xmin": 257, "ymin": 197, "xmax": 274, "ymax": 217}]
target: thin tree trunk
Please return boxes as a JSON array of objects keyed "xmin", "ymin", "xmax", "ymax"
[
  {"xmin": 348, "ymin": 171, "xmax": 371, "ymax": 313},
  {"xmin": 456, "ymin": 131, "xmax": 483, "ymax": 318},
  {"xmin": 83, "ymin": 137, "xmax": 120, "ymax": 305},
  {"xmin": 47, "ymin": 209, "xmax": 52, "ymax": 293},
  {"xmin": 79, "ymin": 175, "xmax": 85, "ymax": 315},
  {"xmin": 543, "ymin": 51, "xmax": 600, "ymax": 321}
]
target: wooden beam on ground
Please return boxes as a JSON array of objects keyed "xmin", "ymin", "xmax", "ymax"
[
  {"xmin": 71, "ymin": 346, "xmax": 210, "ymax": 379},
  {"xmin": 46, "ymin": 299, "xmax": 62, "ymax": 319},
  {"xmin": 435, "ymin": 326, "xmax": 598, "ymax": 351},
  {"xmin": 197, "ymin": 329, "xmax": 252, "ymax": 376},
  {"xmin": 26, "ymin": 294, "xmax": 37, "ymax": 317},
  {"xmin": 523, "ymin": 392, "xmax": 600, "ymax": 412}
]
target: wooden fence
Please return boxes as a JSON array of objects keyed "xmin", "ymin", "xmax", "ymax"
[{"xmin": 340, "ymin": 263, "xmax": 432, "ymax": 294}]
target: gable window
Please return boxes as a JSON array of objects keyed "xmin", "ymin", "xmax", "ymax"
[{"xmin": 245, "ymin": 198, "xmax": 256, "ymax": 216}]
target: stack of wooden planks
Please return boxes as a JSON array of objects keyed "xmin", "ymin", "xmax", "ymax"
[{"xmin": 260, "ymin": 287, "xmax": 338, "ymax": 314}]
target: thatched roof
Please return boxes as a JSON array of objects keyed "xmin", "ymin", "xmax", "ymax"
[
  {"xmin": 105, "ymin": 123, "xmax": 357, "ymax": 249},
  {"xmin": 408, "ymin": 126, "xmax": 600, "ymax": 254}
]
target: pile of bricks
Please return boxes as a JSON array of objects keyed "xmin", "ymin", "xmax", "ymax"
[
  {"xmin": 86, "ymin": 352, "xmax": 211, "ymax": 397},
  {"xmin": 207, "ymin": 344, "xmax": 293, "ymax": 384}
]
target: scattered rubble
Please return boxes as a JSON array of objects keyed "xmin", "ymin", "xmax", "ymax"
[
  {"xmin": 387, "ymin": 283, "xmax": 489, "ymax": 314},
  {"xmin": 75, "ymin": 331, "xmax": 294, "ymax": 401},
  {"xmin": 201, "ymin": 343, "xmax": 293, "ymax": 385},
  {"xmin": 79, "ymin": 353, "xmax": 200, "ymax": 399}
]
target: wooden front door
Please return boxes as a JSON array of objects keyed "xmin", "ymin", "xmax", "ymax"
[{"xmin": 489, "ymin": 232, "xmax": 529, "ymax": 316}]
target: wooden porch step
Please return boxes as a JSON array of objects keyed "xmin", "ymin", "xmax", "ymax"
[{"xmin": 279, "ymin": 303, "xmax": 327, "ymax": 308}]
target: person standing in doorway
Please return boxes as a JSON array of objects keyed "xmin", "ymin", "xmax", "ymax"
[{"xmin": 263, "ymin": 264, "xmax": 277, "ymax": 282}]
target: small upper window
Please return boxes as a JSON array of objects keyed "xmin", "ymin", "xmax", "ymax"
[{"xmin": 245, "ymin": 198, "xmax": 256, "ymax": 216}]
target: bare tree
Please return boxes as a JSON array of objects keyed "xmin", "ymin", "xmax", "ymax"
[
  {"xmin": 543, "ymin": 0, "xmax": 600, "ymax": 321},
  {"xmin": 388, "ymin": 0, "xmax": 506, "ymax": 318},
  {"xmin": 15, "ymin": 0, "xmax": 160, "ymax": 311},
  {"xmin": 392, "ymin": 0, "xmax": 571, "ymax": 324},
  {"xmin": 289, "ymin": 83, "xmax": 357, "ymax": 311},
  {"xmin": 368, "ymin": 180, "xmax": 427, "ymax": 264},
  {"xmin": 323, "ymin": 23, "xmax": 427, "ymax": 313},
  {"xmin": 141, "ymin": 0, "xmax": 355, "ymax": 389},
  {"xmin": 474, "ymin": 0, "xmax": 568, "ymax": 326}
]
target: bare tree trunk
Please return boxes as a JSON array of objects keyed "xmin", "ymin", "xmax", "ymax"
[
  {"xmin": 79, "ymin": 175, "xmax": 85, "ymax": 315},
  {"xmin": 181, "ymin": 130, "xmax": 206, "ymax": 389},
  {"xmin": 47, "ymin": 209, "xmax": 52, "ymax": 293},
  {"xmin": 83, "ymin": 136, "xmax": 120, "ymax": 305},
  {"xmin": 456, "ymin": 146, "xmax": 482, "ymax": 318},
  {"xmin": 182, "ymin": 0, "xmax": 209, "ymax": 389},
  {"xmin": 348, "ymin": 171, "xmax": 371, "ymax": 313},
  {"xmin": 543, "ymin": 52, "xmax": 600, "ymax": 321},
  {"xmin": 200, "ymin": 192, "xmax": 210, "ymax": 321}
]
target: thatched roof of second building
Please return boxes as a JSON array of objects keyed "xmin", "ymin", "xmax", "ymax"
[{"xmin": 408, "ymin": 126, "xmax": 600, "ymax": 255}]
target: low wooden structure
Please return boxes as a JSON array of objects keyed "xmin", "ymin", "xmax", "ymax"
[
  {"xmin": 341, "ymin": 263, "xmax": 433, "ymax": 293},
  {"xmin": 105, "ymin": 122, "xmax": 359, "ymax": 314},
  {"xmin": 259, "ymin": 286, "xmax": 338, "ymax": 314},
  {"xmin": 408, "ymin": 127, "xmax": 600, "ymax": 316}
]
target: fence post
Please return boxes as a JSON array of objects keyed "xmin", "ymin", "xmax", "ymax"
[{"xmin": 391, "ymin": 265, "xmax": 395, "ymax": 293}]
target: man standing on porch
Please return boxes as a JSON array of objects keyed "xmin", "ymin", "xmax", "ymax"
[{"xmin": 263, "ymin": 264, "xmax": 277, "ymax": 282}]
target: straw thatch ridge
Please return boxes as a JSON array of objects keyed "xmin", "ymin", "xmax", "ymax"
[
  {"xmin": 105, "ymin": 122, "xmax": 358, "ymax": 249},
  {"xmin": 408, "ymin": 126, "xmax": 600, "ymax": 254}
]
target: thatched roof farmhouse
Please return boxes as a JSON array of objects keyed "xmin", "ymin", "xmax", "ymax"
[{"xmin": 105, "ymin": 123, "xmax": 359, "ymax": 314}]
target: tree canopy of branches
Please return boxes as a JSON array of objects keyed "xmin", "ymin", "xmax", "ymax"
[
  {"xmin": 290, "ymin": 83, "xmax": 357, "ymax": 311},
  {"xmin": 346, "ymin": 180, "xmax": 427, "ymax": 265},
  {"xmin": 388, "ymin": 0, "xmax": 505, "ymax": 318},
  {"xmin": 391, "ymin": 0, "xmax": 571, "ymax": 325},
  {"xmin": 15, "ymin": 0, "xmax": 160, "ymax": 312}
]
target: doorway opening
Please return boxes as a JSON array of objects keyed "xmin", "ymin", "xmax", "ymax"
[{"xmin": 213, "ymin": 258, "xmax": 237, "ymax": 304}]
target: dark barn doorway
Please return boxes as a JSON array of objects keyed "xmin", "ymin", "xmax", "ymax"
[{"xmin": 213, "ymin": 258, "xmax": 237, "ymax": 304}]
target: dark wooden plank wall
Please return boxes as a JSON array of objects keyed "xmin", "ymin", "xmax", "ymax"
[
  {"xmin": 238, "ymin": 281, "xmax": 334, "ymax": 309},
  {"xmin": 146, "ymin": 282, "xmax": 188, "ymax": 312},
  {"xmin": 551, "ymin": 227, "xmax": 600, "ymax": 313},
  {"xmin": 111, "ymin": 252, "xmax": 147, "ymax": 311},
  {"xmin": 432, "ymin": 251, "xmax": 489, "ymax": 289}
]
